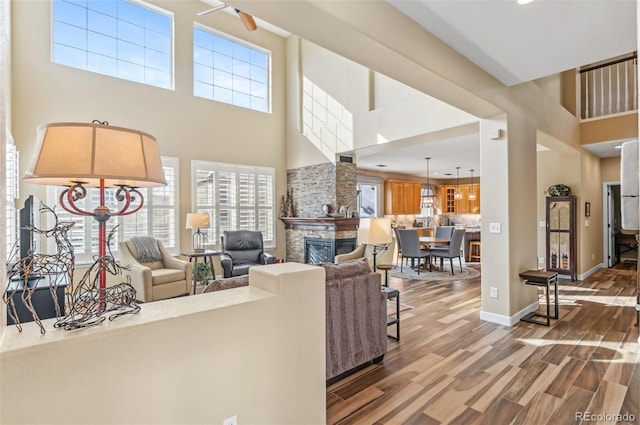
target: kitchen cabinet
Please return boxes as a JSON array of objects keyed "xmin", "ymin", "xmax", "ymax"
[
  {"xmin": 417, "ymin": 228, "xmax": 434, "ymax": 237},
  {"xmin": 384, "ymin": 181, "xmax": 421, "ymax": 214},
  {"xmin": 441, "ymin": 184, "xmax": 480, "ymax": 214}
]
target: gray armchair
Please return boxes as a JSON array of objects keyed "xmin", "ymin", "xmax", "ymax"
[{"xmin": 220, "ymin": 230, "xmax": 276, "ymax": 277}]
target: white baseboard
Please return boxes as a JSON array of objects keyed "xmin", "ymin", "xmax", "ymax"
[
  {"xmin": 480, "ymin": 302, "xmax": 539, "ymax": 326},
  {"xmin": 577, "ymin": 263, "xmax": 603, "ymax": 281}
]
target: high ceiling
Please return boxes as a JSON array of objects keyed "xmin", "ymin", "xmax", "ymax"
[
  {"xmin": 204, "ymin": 0, "xmax": 637, "ymax": 178},
  {"xmin": 388, "ymin": 0, "xmax": 637, "ymax": 87},
  {"xmin": 355, "ymin": 0, "xmax": 637, "ymax": 178}
]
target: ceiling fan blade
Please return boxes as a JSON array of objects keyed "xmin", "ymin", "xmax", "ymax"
[
  {"xmin": 197, "ymin": 3, "xmax": 228, "ymax": 16},
  {"xmin": 236, "ymin": 10, "xmax": 257, "ymax": 31}
]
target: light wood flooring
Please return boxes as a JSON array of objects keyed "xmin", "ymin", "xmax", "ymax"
[{"xmin": 327, "ymin": 262, "xmax": 639, "ymax": 425}]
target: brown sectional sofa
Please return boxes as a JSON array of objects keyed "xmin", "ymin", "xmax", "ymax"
[{"xmin": 202, "ymin": 258, "xmax": 388, "ymax": 381}]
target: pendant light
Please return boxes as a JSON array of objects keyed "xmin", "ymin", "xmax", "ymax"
[
  {"xmin": 468, "ymin": 169, "xmax": 477, "ymax": 201},
  {"xmin": 454, "ymin": 166, "xmax": 463, "ymax": 200},
  {"xmin": 422, "ymin": 156, "xmax": 435, "ymax": 206}
]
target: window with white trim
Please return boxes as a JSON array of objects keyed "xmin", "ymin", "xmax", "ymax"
[
  {"xmin": 48, "ymin": 156, "xmax": 179, "ymax": 263},
  {"xmin": 52, "ymin": 0, "xmax": 173, "ymax": 89},
  {"xmin": 5, "ymin": 131, "xmax": 19, "ymax": 259},
  {"xmin": 193, "ymin": 25, "xmax": 270, "ymax": 113},
  {"xmin": 192, "ymin": 161, "xmax": 275, "ymax": 249}
]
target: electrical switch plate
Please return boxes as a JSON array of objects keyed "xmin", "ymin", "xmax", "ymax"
[
  {"xmin": 490, "ymin": 287, "xmax": 498, "ymax": 298},
  {"xmin": 223, "ymin": 416, "xmax": 237, "ymax": 425},
  {"xmin": 539, "ymin": 221, "xmax": 546, "ymax": 227},
  {"xmin": 489, "ymin": 223, "xmax": 501, "ymax": 233}
]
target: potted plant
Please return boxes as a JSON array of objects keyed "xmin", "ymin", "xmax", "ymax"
[{"xmin": 194, "ymin": 262, "xmax": 213, "ymax": 285}]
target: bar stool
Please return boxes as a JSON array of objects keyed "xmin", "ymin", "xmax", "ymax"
[{"xmin": 469, "ymin": 241, "xmax": 481, "ymax": 262}]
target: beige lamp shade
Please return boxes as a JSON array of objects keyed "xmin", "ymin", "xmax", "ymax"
[
  {"xmin": 23, "ymin": 122, "xmax": 167, "ymax": 188},
  {"xmin": 358, "ymin": 218, "xmax": 392, "ymax": 245},
  {"xmin": 186, "ymin": 213, "xmax": 210, "ymax": 229}
]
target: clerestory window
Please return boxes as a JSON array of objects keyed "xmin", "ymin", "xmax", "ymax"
[
  {"xmin": 52, "ymin": 0, "xmax": 174, "ymax": 89},
  {"xmin": 193, "ymin": 25, "xmax": 270, "ymax": 113}
]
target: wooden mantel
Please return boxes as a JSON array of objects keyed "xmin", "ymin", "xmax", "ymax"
[{"xmin": 279, "ymin": 217, "xmax": 360, "ymax": 231}]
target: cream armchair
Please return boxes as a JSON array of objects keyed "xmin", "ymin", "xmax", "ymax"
[
  {"xmin": 119, "ymin": 238, "xmax": 192, "ymax": 302},
  {"xmin": 335, "ymin": 237, "xmax": 396, "ymax": 269}
]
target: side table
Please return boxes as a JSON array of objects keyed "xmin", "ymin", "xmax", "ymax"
[
  {"xmin": 181, "ymin": 251, "xmax": 220, "ymax": 295},
  {"xmin": 377, "ymin": 264, "xmax": 394, "ymax": 287},
  {"xmin": 519, "ymin": 270, "xmax": 559, "ymax": 326},
  {"xmin": 383, "ymin": 286, "xmax": 400, "ymax": 341}
]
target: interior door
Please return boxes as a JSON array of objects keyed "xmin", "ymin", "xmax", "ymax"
[{"xmin": 606, "ymin": 186, "xmax": 616, "ymax": 266}]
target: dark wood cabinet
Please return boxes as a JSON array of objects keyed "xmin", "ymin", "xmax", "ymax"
[{"xmin": 546, "ymin": 196, "xmax": 577, "ymax": 281}]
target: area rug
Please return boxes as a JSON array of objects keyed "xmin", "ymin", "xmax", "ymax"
[
  {"xmin": 390, "ymin": 264, "xmax": 480, "ymax": 281},
  {"xmin": 387, "ymin": 301, "xmax": 413, "ymax": 316}
]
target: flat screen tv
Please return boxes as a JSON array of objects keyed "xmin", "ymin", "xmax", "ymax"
[{"xmin": 14, "ymin": 195, "xmax": 42, "ymax": 280}]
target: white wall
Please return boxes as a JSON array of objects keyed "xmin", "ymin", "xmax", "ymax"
[
  {"xmin": 285, "ymin": 37, "xmax": 479, "ymax": 169},
  {"xmin": 1, "ymin": 263, "xmax": 327, "ymax": 425},
  {"xmin": 10, "ymin": 0, "xmax": 288, "ymax": 259}
]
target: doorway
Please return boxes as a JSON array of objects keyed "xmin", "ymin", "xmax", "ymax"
[{"xmin": 603, "ymin": 182, "xmax": 621, "ymax": 267}]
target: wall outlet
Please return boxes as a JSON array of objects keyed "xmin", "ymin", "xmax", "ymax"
[
  {"xmin": 538, "ymin": 257, "xmax": 544, "ymax": 265},
  {"xmin": 223, "ymin": 416, "xmax": 237, "ymax": 425},
  {"xmin": 489, "ymin": 223, "xmax": 501, "ymax": 233},
  {"xmin": 585, "ymin": 219, "xmax": 590, "ymax": 227},
  {"xmin": 539, "ymin": 221, "xmax": 546, "ymax": 227},
  {"xmin": 490, "ymin": 287, "xmax": 498, "ymax": 298}
]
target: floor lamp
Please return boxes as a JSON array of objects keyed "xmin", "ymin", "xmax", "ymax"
[
  {"xmin": 358, "ymin": 217, "xmax": 392, "ymax": 271},
  {"xmin": 23, "ymin": 121, "xmax": 167, "ymax": 310}
]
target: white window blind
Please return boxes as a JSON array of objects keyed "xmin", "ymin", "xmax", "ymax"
[
  {"xmin": 5, "ymin": 132, "xmax": 18, "ymax": 258},
  {"xmin": 192, "ymin": 160, "xmax": 275, "ymax": 249}
]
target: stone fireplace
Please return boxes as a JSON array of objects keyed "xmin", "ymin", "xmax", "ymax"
[
  {"xmin": 282, "ymin": 160, "xmax": 359, "ymax": 262},
  {"xmin": 280, "ymin": 217, "xmax": 359, "ymax": 263},
  {"xmin": 304, "ymin": 237, "xmax": 357, "ymax": 264}
]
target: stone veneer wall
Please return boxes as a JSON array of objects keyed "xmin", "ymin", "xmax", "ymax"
[
  {"xmin": 287, "ymin": 161, "xmax": 357, "ymax": 218},
  {"xmin": 335, "ymin": 161, "xmax": 357, "ymax": 214},
  {"xmin": 287, "ymin": 163, "xmax": 336, "ymax": 217}
]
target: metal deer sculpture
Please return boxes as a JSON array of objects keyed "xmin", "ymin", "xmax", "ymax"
[
  {"xmin": 4, "ymin": 204, "xmax": 75, "ymax": 334},
  {"xmin": 4, "ymin": 202, "xmax": 140, "ymax": 333},
  {"xmin": 54, "ymin": 227, "xmax": 140, "ymax": 331}
]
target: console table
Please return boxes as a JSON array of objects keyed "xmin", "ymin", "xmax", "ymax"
[{"xmin": 519, "ymin": 270, "xmax": 559, "ymax": 326}]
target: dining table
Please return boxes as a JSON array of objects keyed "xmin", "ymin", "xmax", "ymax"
[
  {"xmin": 418, "ymin": 237, "xmax": 451, "ymax": 271},
  {"xmin": 419, "ymin": 236, "xmax": 450, "ymax": 248}
]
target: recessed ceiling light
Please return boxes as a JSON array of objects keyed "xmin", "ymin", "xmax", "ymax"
[
  {"xmin": 614, "ymin": 145, "xmax": 622, "ymax": 149},
  {"xmin": 376, "ymin": 164, "xmax": 387, "ymax": 168},
  {"xmin": 517, "ymin": 0, "xmax": 534, "ymax": 4}
]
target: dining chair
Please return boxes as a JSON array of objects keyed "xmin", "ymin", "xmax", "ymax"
[
  {"xmin": 398, "ymin": 229, "xmax": 430, "ymax": 274},
  {"xmin": 428, "ymin": 225, "xmax": 455, "ymax": 265},
  {"xmin": 428, "ymin": 228, "xmax": 466, "ymax": 274},
  {"xmin": 393, "ymin": 226, "xmax": 407, "ymax": 266}
]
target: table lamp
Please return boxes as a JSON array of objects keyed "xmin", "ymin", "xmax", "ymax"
[
  {"xmin": 186, "ymin": 213, "xmax": 210, "ymax": 252},
  {"xmin": 23, "ymin": 121, "xmax": 167, "ymax": 311},
  {"xmin": 358, "ymin": 217, "xmax": 392, "ymax": 271}
]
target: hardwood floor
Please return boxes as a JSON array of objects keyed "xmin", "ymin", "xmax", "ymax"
[{"xmin": 327, "ymin": 262, "xmax": 639, "ymax": 425}]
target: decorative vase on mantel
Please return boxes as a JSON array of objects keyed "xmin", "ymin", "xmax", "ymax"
[{"xmin": 280, "ymin": 188, "xmax": 295, "ymax": 217}]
